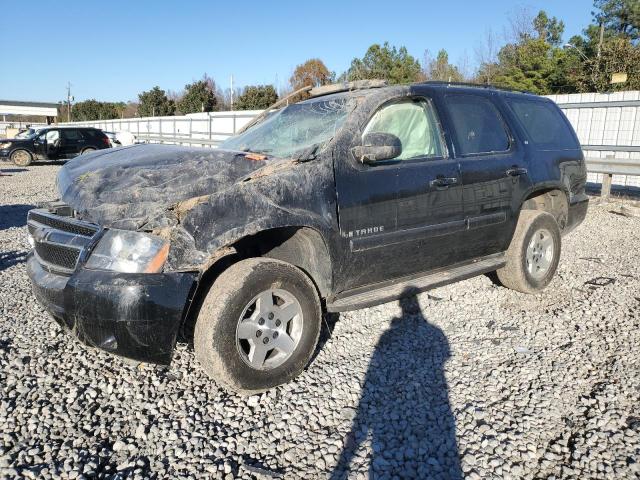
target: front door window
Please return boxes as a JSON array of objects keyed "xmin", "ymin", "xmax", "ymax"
[{"xmin": 363, "ymin": 99, "xmax": 444, "ymax": 161}]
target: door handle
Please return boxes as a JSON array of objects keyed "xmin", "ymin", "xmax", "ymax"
[
  {"xmin": 506, "ymin": 167, "xmax": 528, "ymax": 177},
  {"xmin": 430, "ymin": 177, "xmax": 458, "ymax": 188}
]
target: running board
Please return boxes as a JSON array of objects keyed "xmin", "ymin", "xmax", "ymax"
[{"xmin": 326, "ymin": 253, "xmax": 506, "ymax": 312}]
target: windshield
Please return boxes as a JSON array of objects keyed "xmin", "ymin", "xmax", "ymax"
[
  {"xmin": 221, "ymin": 97, "xmax": 352, "ymax": 158},
  {"xmin": 15, "ymin": 129, "xmax": 35, "ymax": 139}
]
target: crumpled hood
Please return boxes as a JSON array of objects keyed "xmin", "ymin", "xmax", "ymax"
[{"xmin": 57, "ymin": 143, "xmax": 276, "ymax": 230}]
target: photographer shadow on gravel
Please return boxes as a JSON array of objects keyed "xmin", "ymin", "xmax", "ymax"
[
  {"xmin": 0, "ymin": 204, "xmax": 35, "ymax": 231},
  {"xmin": 330, "ymin": 290, "xmax": 462, "ymax": 479}
]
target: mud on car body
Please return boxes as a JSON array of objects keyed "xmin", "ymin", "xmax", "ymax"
[{"xmin": 26, "ymin": 81, "xmax": 588, "ymax": 393}]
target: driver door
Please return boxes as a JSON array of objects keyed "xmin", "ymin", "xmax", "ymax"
[
  {"xmin": 33, "ymin": 131, "xmax": 48, "ymax": 158},
  {"xmin": 334, "ymin": 96, "xmax": 464, "ymax": 291},
  {"xmin": 44, "ymin": 129, "xmax": 61, "ymax": 159}
]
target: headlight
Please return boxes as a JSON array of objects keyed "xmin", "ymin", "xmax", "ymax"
[
  {"xmin": 1, "ymin": 143, "xmax": 12, "ymax": 150},
  {"xmin": 85, "ymin": 229, "xmax": 169, "ymax": 273}
]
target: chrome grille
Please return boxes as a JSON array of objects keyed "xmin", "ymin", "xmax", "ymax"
[
  {"xmin": 27, "ymin": 209, "xmax": 101, "ymax": 275},
  {"xmin": 28, "ymin": 211, "xmax": 98, "ymax": 237},
  {"xmin": 34, "ymin": 243, "xmax": 80, "ymax": 270}
]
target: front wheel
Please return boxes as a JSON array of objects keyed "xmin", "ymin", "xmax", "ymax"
[
  {"xmin": 194, "ymin": 258, "xmax": 321, "ymax": 394},
  {"xmin": 496, "ymin": 210, "xmax": 561, "ymax": 294}
]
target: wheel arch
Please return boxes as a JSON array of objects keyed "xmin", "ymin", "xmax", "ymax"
[
  {"xmin": 232, "ymin": 226, "xmax": 333, "ymax": 298},
  {"xmin": 10, "ymin": 148, "xmax": 34, "ymax": 162},
  {"xmin": 180, "ymin": 225, "xmax": 333, "ymax": 341},
  {"xmin": 519, "ymin": 184, "xmax": 569, "ymax": 231}
]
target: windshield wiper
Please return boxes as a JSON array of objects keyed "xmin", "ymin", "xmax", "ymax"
[{"xmin": 240, "ymin": 147, "xmax": 272, "ymax": 155}]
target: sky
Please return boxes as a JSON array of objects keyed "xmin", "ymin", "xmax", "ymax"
[{"xmin": 0, "ymin": 0, "xmax": 594, "ymax": 103}]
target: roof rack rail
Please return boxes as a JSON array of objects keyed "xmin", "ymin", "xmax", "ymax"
[
  {"xmin": 309, "ymin": 79, "xmax": 388, "ymax": 98},
  {"xmin": 421, "ymin": 81, "xmax": 534, "ymax": 95}
]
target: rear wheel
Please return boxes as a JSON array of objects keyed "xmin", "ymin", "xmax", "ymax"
[
  {"xmin": 81, "ymin": 147, "xmax": 96, "ymax": 155},
  {"xmin": 194, "ymin": 258, "xmax": 321, "ymax": 394},
  {"xmin": 496, "ymin": 210, "xmax": 561, "ymax": 294},
  {"xmin": 10, "ymin": 149, "xmax": 32, "ymax": 167}
]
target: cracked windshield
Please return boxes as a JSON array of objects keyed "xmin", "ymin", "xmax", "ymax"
[{"xmin": 221, "ymin": 97, "xmax": 352, "ymax": 158}]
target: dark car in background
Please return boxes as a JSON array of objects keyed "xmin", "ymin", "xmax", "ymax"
[{"xmin": 0, "ymin": 127, "xmax": 110, "ymax": 166}]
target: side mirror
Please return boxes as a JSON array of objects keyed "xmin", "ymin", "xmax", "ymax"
[{"xmin": 351, "ymin": 132, "xmax": 402, "ymax": 163}]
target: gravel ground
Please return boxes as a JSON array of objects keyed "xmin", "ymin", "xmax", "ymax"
[{"xmin": 1, "ymin": 164, "xmax": 639, "ymax": 480}]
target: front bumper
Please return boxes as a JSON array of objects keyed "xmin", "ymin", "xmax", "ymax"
[{"xmin": 27, "ymin": 254, "xmax": 197, "ymax": 364}]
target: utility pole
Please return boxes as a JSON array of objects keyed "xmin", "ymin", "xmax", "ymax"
[
  {"xmin": 230, "ymin": 75, "xmax": 234, "ymax": 111},
  {"xmin": 66, "ymin": 82, "xmax": 73, "ymax": 122},
  {"xmin": 597, "ymin": 22, "xmax": 604, "ymax": 59}
]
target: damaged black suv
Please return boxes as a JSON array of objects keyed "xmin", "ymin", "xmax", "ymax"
[{"xmin": 26, "ymin": 81, "xmax": 588, "ymax": 393}]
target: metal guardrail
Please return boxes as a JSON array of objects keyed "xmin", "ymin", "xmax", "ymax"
[
  {"xmin": 585, "ymin": 157, "xmax": 635, "ymax": 197},
  {"xmin": 585, "ymin": 156, "xmax": 640, "ymax": 176},
  {"xmin": 135, "ymin": 134, "xmax": 223, "ymax": 146}
]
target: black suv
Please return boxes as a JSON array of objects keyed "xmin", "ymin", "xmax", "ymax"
[
  {"xmin": 26, "ymin": 81, "xmax": 588, "ymax": 393},
  {"xmin": 0, "ymin": 127, "xmax": 110, "ymax": 166}
]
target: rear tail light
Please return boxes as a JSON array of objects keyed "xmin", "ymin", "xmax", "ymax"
[{"xmin": 103, "ymin": 137, "xmax": 110, "ymax": 146}]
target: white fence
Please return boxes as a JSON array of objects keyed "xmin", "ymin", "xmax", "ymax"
[
  {"xmin": 4, "ymin": 90, "xmax": 640, "ymax": 190},
  {"xmin": 0, "ymin": 121, "xmax": 48, "ymax": 137},
  {"xmin": 60, "ymin": 110, "xmax": 261, "ymax": 147},
  {"xmin": 549, "ymin": 91, "xmax": 640, "ymax": 189}
]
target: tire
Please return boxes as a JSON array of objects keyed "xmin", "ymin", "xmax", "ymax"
[
  {"xmin": 10, "ymin": 149, "xmax": 33, "ymax": 167},
  {"xmin": 496, "ymin": 210, "xmax": 561, "ymax": 294},
  {"xmin": 194, "ymin": 258, "xmax": 322, "ymax": 394},
  {"xmin": 81, "ymin": 147, "xmax": 96, "ymax": 155}
]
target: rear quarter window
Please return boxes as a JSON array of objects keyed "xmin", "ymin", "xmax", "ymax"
[
  {"xmin": 507, "ymin": 98, "xmax": 579, "ymax": 150},
  {"xmin": 81, "ymin": 129, "xmax": 98, "ymax": 138}
]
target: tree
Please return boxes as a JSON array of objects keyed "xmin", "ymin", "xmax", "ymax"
[
  {"xmin": 177, "ymin": 74, "xmax": 218, "ymax": 114},
  {"xmin": 345, "ymin": 42, "xmax": 422, "ymax": 85},
  {"xmin": 534, "ymin": 10, "xmax": 565, "ymax": 46},
  {"xmin": 122, "ymin": 102, "xmax": 139, "ymax": 118},
  {"xmin": 137, "ymin": 86, "xmax": 175, "ymax": 117},
  {"xmin": 475, "ymin": 29, "xmax": 500, "ymax": 84},
  {"xmin": 478, "ymin": 10, "xmax": 571, "ymax": 94},
  {"xmin": 578, "ymin": 37, "xmax": 640, "ymax": 91},
  {"xmin": 423, "ymin": 49, "xmax": 464, "ymax": 82},
  {"xmin": 491, "ymin": 38, "xmax": 557, "ymax": 94},
  {"xmin": 290, "ymin": 59, "xmax": 332, "ymax": 91},
  {"xmin": 235, "ymin": 85, "xmax": 278, "ymax": 110},
  {"xmin": 593, "ymin": 0, "xmax": 640, "ymax": 42},
  {"xmin": 71, "ymin": 100, "xmax": 126, "ymax": 121}
]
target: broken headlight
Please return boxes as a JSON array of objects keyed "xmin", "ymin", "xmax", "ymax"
[{"xmin": 86, "ymin": 229, "xmax": 169, "ymax": 273}]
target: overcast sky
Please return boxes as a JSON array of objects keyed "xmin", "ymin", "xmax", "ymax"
[{"xmin": 0, "ymin": 0, "xmax": 593, "ymax": 103}]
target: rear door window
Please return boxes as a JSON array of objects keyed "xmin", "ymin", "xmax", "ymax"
[
  {"xmin": 62, "ymin": 129, "xmax": 82, "ymax": 142},
  {"xmin": 444, "ymin": 94, "xmax": 511, "ymax": 156},
  {"xmin": 507, "ymin": 98, "xmax": 579, "ymax": 150}
]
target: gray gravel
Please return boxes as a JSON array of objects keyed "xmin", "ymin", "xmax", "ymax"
[{"xmin": 1, "ymin": 164, "xmax": 639, "ymax": 479}]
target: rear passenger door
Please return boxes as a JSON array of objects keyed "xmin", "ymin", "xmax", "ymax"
[
  {"xmin": 442, "ymin": 93, "xmax": 531, "ymax": 258},
  {"xmin": 389, "ymin": 96, "xmax": 469, "ymax": 274},
  {"xmin": 60, "ymin": 129, "xmax": 85, "ymax": 157}
]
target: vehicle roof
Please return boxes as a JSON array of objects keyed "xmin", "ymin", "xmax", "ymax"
[
  {"xmin": 304, "ymin": 80, "xmax": 547, "ymax": 103},
  {"xmin": 416, "ymin": 82, "xmax": 550, "ymax": 102},
  {"xmin": 39, "ymin": 126, "xmax": 101, "ymax": 130}
]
